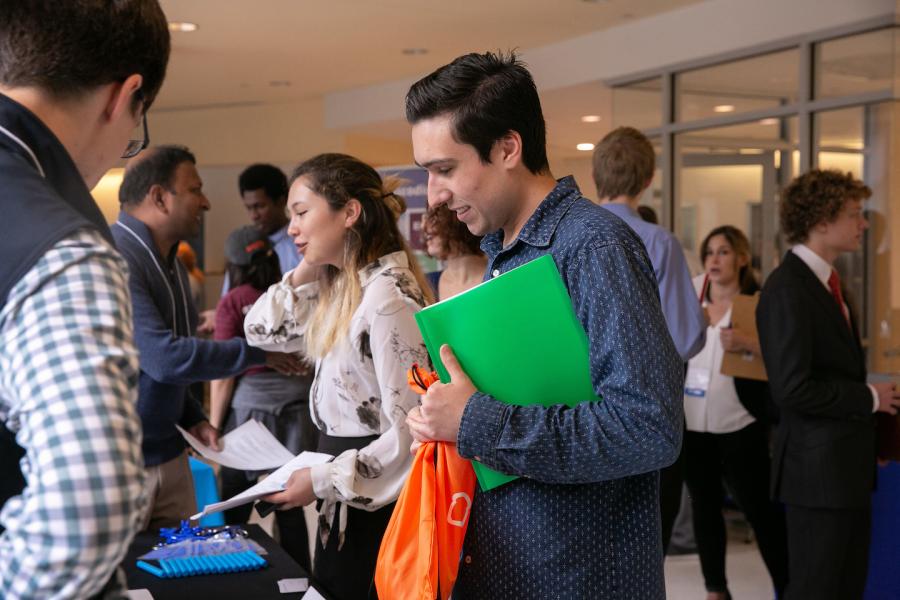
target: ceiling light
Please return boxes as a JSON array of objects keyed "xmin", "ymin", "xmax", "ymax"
[
  {"xmin": 168, "ymin": 22, "xmax": 198, "ymax": 33},
  {"xmin": 759, "ymin": 118, "xmax": 779, "ymax": 126},
  {"xmin": 713, "ymin": 104, "xmax": 735, "ymax": 113},
  {"xmin": 402, "ymin": 48, "xmax": 428, "ymax": 56},
  {"xmin": 576, "ymin": 143, "xmax": 595, "ymax": 151},
  {"xmin": 269, "ymin": 80, "xmax": 291, "ymax": 87},
  {"xmin": 581, "ymin": 115, "xmax": 602, "ymax": 123}
]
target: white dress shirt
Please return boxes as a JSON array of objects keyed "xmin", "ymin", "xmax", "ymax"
[{"xmin": 684, "ymin": 274, "xmax": 756, "ymax": 433}]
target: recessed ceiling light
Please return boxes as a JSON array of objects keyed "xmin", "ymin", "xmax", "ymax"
[
  {"xmin": 269, "ymin": 80, "xmax": 291, "ymax": 87},
  {"xmin": 576, "ymin": 143, "xmax": 595, "ymax": 151},
  {"xmin": 581, "ymin": 115, "xmax": 602, "ymax": 123},
  {"xmin": 759, "ymin": 118, "xmax": 779, "ymax": 126},
  {"xmin": 168, "ymin": 22, "xmax": 198, "ymax": 33},
  {"xmin": 402, "ymin": 48, "xmax": 428, "ymax": 56},
  {"xmin": 713, "ymin": 104, "xmax": 735, "ymax": 113}
]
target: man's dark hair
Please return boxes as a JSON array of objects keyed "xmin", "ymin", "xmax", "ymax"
[
  {"xmin": 239, "ymin": 164, "xmax": 289, "ymax": 204},
  {"xmin": 780, "ymin": 169, "xmax": 871, "ymax": 244},
  {"xmin": 0, "ymin": 0, "xmax": 170, "ymax": 110},
  {"xmin": 119, "ymin": 145, "xmax": 196, "ymax": 207},
  {"xmin": 405, "ymin": 51, "xmax": 549, "ymax": 175}
]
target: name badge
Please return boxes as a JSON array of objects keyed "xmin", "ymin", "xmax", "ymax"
[{"xmin": 685, "ymin": 366, "xmax": 711, "ymax": 398}]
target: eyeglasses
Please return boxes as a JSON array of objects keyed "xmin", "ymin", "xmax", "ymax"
[{"xmin": 122, "ymin": 89, "xmax": 150, "ymax": 159}]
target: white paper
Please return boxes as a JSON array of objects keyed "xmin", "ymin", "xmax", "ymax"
[
  {"xmin": 300, "ymin": 587, "xmax": 327, "ymax": 600},
  {"xmin": 191, "ymin": 451, "xmax": 333, "ymax": 520},
  {"xmin": 127, "ymin": 590, "xmax": 154, "ymax": 600},
  {"xmin": 177, "ymin": 419, "xmax": 295, "ymax": 470},
  {"xmin": 278, "ymin": 578, "xmax": 310, "ymax": 593}
]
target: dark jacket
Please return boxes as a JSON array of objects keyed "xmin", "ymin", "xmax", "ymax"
[
  {"xmin": 112, "ymin": 212, "xmax": 266, "ymax": 466},
  {"xmin": 0, "ymin": 93, "xmax": 111, "ymax": 521},
  {"xmin": 757, "ymin": 251, "xmax": 874, "ymax": 509}
]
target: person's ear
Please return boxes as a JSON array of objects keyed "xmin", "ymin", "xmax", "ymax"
[
  {"xmin": 149, "ymin": 184, "xmax": 169, "ymax": 214},
  {"xmin": 104, "ymin": 74, "xmax": 143, "ymax": 124},
  {"xmin": 496, "ymin": 131, "xmax": 523, "ymax": 169},
  {"xmin": 344, "ymin": 198, "xmax": 362, "ymax": 228}
]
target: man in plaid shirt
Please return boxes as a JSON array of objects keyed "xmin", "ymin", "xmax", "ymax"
[{"xmin": 0, "ymin": 2, "xmax": 171, "ymax": 598}]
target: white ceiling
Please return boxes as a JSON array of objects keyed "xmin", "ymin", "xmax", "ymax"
[{"xmin": 155, "ymin": 0, "xmax": 702, "ymax": 111}]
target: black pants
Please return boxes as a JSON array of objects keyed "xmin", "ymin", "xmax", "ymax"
[
  {"xmin": 784, "ymin": 504, "xmax": 871, "ymax": 600},
  {"xmin": 220, "ymin": 466, "xmax": 311, "ymax": 573},
  {"xmin": 660, "ymin": 426, "xmax": 685, "ymax": 553},
  {"xmin": 311, "ymin": 432, "xmax": 393, "ymax": 600},
  {"xmin": 684, "ymin": 422, "xmax": 788, "ymax": 595}
]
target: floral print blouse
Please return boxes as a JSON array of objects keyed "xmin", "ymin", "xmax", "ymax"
[{"xmin": 244, "ymin": 251, "xmax": 428, "ymax": 542}]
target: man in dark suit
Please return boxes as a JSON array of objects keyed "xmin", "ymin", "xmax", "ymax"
[{"xmin": 757, "ymin": 169, "xmax": 900, "ymax": 600}]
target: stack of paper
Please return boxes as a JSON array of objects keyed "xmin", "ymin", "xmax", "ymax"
[
  {"xmin": 176, "ymin": 420, "xmax": 296, "ymax": 470},
  {"xmin": 177, "ymin": 420, "xmax": 332, "ymax": 520},
  {"xmin": 190, "ymin": 451, "xmax": 332, "ymax": 520}
]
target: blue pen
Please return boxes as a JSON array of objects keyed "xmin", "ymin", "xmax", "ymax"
[
  {"xmin": 209, "ymin": 555, "xmax": 223, "ymax": 574},
  {"xmin": 136, "ymin": 560, "xmax": 166, "ymax": 579},
  {"xmin": 174, "ymin": 557, "xmax": 188, "ymax": 577},
  {"xmin": 216, "ymin": 554, "xmax": 237, "ymax": 573},
  {"xmin": 242, "ymin": 551, "xmax": 259, "ymax": 569},
  {"xmin": 216, "ymin": 554, "xmax": 238, "ymax": 573},
  {"xmin": 197, "ymin": 556, "xmax": 216, "ymax": 575},
  {"xmin": 160, "ymin": 559, "xmax": 175, "ymax": 578},
  {"xmin": 188, "ymin": 556, "xmax": 203, "ymax": 575},
  {"xmin": 247, "ymin": 551, "xmax": 266, "ymax": 567}
]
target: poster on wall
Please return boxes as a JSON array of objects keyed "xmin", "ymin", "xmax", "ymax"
[{"xmin": 376, "ymin": 165, "xmax": 439, "ymax": 274}]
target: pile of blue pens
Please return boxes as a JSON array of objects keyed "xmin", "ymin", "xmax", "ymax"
[
  {"xmin": 136, "ymin": 550, "xmax": 268, "ymax": 578},
  {"xmin": 136, "ymin": 521, "xmax": 268, "ymax": 578}
]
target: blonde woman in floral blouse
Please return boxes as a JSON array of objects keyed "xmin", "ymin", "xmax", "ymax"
[{"xmin": 245, "ymin": 153, "xmax": 432, "ymax": 600}]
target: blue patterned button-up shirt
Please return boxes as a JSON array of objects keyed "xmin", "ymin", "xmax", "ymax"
[{"xmin": 454, "ymin": 177, "xmax": 684, "ymax": 599}]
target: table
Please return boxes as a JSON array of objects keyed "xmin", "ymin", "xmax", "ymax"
[{"xmin": 124, "ymin": 524, "xmax": 317, "ymax": 600}]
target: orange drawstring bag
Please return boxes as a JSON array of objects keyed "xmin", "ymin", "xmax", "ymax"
[{"xmin": 375, "ymin": 440, "xmax": 475, "ymax": 600}]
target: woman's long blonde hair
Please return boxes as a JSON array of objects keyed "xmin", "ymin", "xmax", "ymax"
[{"xmin": 291, "ymin": 153, "xmax": 434, "ymax": 358}]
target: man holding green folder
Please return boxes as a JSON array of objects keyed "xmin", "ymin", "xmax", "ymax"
[{"xmin": 405, "ymin": 51, "xmax": 684, "ymax": 599}]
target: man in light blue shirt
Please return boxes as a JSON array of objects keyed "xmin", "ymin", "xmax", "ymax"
[
  {"xmin": 593, "ymin": 127, "xmax": 705, "ymax": 361},
  {"xmin": 222, "ymin": 164, "xmax": 300, "ymax": 294},
  {"xmin": 593, "ymin": 126, "xmax": 706, "ymax": 554}
]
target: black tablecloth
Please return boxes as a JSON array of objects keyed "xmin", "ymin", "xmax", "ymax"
[{"xmin": 123, "ymin": 524, "xmax": 313, "ymax": 599}]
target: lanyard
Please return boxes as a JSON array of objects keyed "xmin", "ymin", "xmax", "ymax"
[{"xmin": 113, "ymin": 221, "xmax": 191, "ymax": 336}]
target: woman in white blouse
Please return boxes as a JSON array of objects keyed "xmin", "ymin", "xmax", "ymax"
[
  {"xmin": 244, "ymin": 153, "xmax": 433, "ymax": 600},
  {"xmin": 684, "ymin": 226, "xmax": 787, "ymax": 600}
]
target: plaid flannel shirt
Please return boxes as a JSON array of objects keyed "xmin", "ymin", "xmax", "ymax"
[{"xmin": 0, "ymin": 228, "xmax": 146, "ymax": 599}]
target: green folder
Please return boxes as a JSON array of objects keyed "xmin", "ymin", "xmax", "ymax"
[{"xmin": 414, "ymin": 254, "xmax": 601, "ymax": 491}]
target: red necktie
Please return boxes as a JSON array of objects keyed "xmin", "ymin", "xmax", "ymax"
[{"xmin": 828, "ymin": 270, "xmax": 851, "ymax": 328}]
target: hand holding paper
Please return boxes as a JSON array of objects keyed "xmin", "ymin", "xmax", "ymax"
[
  {"xmin": 190, "ymin": 451, "xmax": 332, "ymax": 521},
  {"xmin": 177, "ymin": 420, "xmax": 295, "ymax": 470},
  {"xmin": 261, "ymin": 467, "xmax": 317, "ymax": 510}
]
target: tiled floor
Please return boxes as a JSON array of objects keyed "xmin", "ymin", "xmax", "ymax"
[
  {"xmin": 664, "ymin": 507, "xmax": 776, "ymax": 600},
  {"xmin": 664, "ymin": 539, "xmax": 774, "ymax": 600}
]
